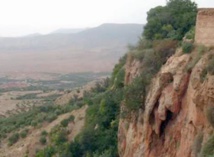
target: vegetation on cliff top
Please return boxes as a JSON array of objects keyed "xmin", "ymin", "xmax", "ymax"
[
  {"xmin": 143, "ymin": 0, "xmax": 197, "ymax": 40},
  {"xmin": 123, "ymin": 0, "xmax": 197, "ymax": 113}
]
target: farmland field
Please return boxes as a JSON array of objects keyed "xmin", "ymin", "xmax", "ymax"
[{"xmin": 0, "ymin": 72, "xmax": 109, "ymax": 117}]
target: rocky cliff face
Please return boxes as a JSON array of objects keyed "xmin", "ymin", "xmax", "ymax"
[{"xmin": 118, "ymin": 49, "xmax": 214, "ymax": 157}]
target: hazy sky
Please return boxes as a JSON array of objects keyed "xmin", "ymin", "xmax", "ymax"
[{"xmin": 0, "ymin": 0, "xmax": 213, "ymax": 37}]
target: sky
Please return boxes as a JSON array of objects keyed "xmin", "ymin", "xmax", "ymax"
[{"xmin": 0, "ymin": 0, "xmax": 213, "ymax": 37}]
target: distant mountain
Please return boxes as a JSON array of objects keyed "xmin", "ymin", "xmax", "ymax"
[
  {"xmin": 51, "ymin": 28, "xmax": 86, "ymax": 34},
  {"xmin": 71, "ymin": 23, "xmax": 143, "ymax": 48},
  {"xmin": 0, "ymin": 23, "xmax": 143, "ymax": 51},
  {"xmin": 0, "ymin": 23, "xmax": 143, "ymax": 73},
  {"xmin": 78, "ymin": 23, "xmax": 142, "ymax": 38},
  {"xmin": 23, "ymin": 33, "xmax": 41, "ymax": 37}
]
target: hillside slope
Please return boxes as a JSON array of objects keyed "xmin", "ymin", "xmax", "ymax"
[{"xmin": 0, "ymin": 105, "xmax": 88, "ymax": 157}]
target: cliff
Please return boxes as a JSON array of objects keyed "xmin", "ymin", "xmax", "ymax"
[
  {"xmin": 117, "ymin": 7, "xmax": 214, "ymax": 157},
  {"xmin": 118, "ymin": 48, "xmax": 214, "ymax": 157}
]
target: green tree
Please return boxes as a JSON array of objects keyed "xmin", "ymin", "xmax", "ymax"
[
  {"xmin": 143, "ymin": 6, "xmax": 170, "ymax": 39},
  {"xmin": 144, "ymin": 0, "xmax": 197, "ymax": 40}
]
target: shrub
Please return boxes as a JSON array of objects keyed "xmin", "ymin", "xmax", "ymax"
[
  {"xmin": 111, "ymin": 55, "xmax": 127, "ymax": 86},
  {"xmin": 186, "ymin": 60, "xmax": 196, "ymax": 73},
  {"xmin": 124, "ymin": 75, "xmax": 147, "ymax": 111},
  {"xmin": 192, "ymin": 132, "xmax": 203, "ymax": 156},
  {"xmin": 185, "ymin": 27, "xmax": 195, "ymax": 40},
  {"xmin": 31, "ymin": 121, "xmax": 38, "ymax": 127},
  {"xmin": 207, "ymin": 55, "xmax": 214, "ymax": 75},
  {"xmin": 136, "ymin": 39, "xmax": 153, "ymax": 50},
  {"xmin": 124, "ymin": 39, "xmax": 177, "ymax": 112},
  {"xmin": 93, "ymin": 149, "xmax": 113, "ymax": 157},
  {"xmin": 153, "ymin": 39, "xmax": 178, "ymax": 65},
  {"xmin": 131, "ymin": 49, "xmax": 150, "ymax": 61},
  {"xmin": 41, "ymin": 130, "xmax": 48, "ymax": 136},
  {"xmin": 54, "ymin": 109, "xmax": 62, "ymax": 115},
  {"xmin": 20, "ymin": 129, "xmax": 28, "ymax": 138},
  {"xmin": 50, "ymin": 127, "xmax": 67, "ymax": 145},
  {"xmin": 185, "ymin": 47, "xmax": 206, "ymax": 73},
  {"xmin": 68, "ymin": 115, "xmax": 75, "ymax": 122},
  {"xmin": 0, "ymin": 132, "xmax": 7, "ymax": 139},
  {"xmin": 46, "ymin": 114, "xmax": 57, "ymax": 123},
  {"xmin": 39, "ymin": 136, "xmax": 47, "ymax": 145},
  {"xmin": 206, "ymin": 106, "xmax": 214, "ymax": 128},
  {"xmin": 200, "ymin": 69, "xmax": 208, "ymax": 83},
  {"xmin": 39, "ymin": 105, "xmax": 54, "ymax": 113},
  {"xmin": 131, "ymin": 39, "xmax": 177, "ymax": 74},
  {"xmin": 61, "ymin": 115, "xmax": 75, "ymax": 127},
  {"xmin": 182, "ymin": 42, "xmax": 193, "ymax": 53},
  {"xmin": 130, "ymin": 39, "xmax": 153, "ymax": 61},
  {"xmin": 143, "ymin": 49, "xmax": 160, "ymax": 72},
  {"xmin": 131, "ymin": 39, "xmax": 177, "ymax": 64},
  {"xmin": 153, "ymin": 40, "xmax": 178, "ymax": 57},
  {"xmin": 36, "ymin": 146, "xmax": 55, "ymax": 157},
  {"xmin": 200, "ymin": 134, "xmax": 214, "ymax": 157},
  {"xmin": 60, "ymin": 119, "xmax": 70, "ymax": 127},
  {"xmin": 8, "ymin": 133, "xmax": 19, "ymax": 146},
  {"xmin": 114, "ymin": 69, "xmax": 125, "ymax": 88}
]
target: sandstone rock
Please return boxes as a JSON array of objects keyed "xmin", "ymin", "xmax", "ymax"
[{"xmin": 118, "ymin": 51, "xmax": 214, "ymax": 157}]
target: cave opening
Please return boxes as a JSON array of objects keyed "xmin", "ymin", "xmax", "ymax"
[{"xmin": 160, "ymin": 110, "xmax": 173, "ymax": 136}]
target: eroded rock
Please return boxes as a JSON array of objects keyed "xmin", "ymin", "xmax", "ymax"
[{"xmin": 118, "ymin": 51, "xmax": 214, "ymax": 157}]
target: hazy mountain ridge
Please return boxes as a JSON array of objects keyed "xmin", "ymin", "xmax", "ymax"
[
  {"xmin": 50, "ymin": 28, "xmax": 86, "ymax": 34},
  {"xmin": 0, "ymin": 23, "xmax": 143, "ymax": 52},
  {"xmin": 0, "ymin": 23, "xmax": 143, "ymax": 74}
]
